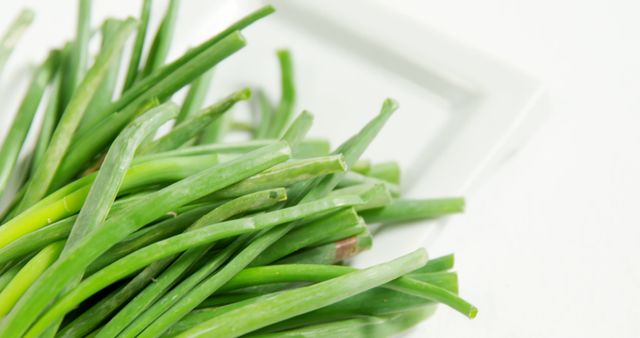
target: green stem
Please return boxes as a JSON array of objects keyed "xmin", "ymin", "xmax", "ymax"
[
  {"xmin": 86, "ymin": 205, "xmax": 215, "ymax": 274},
  {"xmin": 176, "ymin": 249, "xmax": 427, "ymax": 338},
  {"xmin": 250, "ymin": 208, "xmax": 361, "ymax": 266},
  {"xmin": 368, "ymin": 161, "xmax": 400, "ymax": 184},
  {"xmin": 211, "ymin": 155, "xmax": 346, "ymax": 199},
  {"xmin": 253, "ymin": 90, "xmax": 275, "ymax": 139},
  {"xmin": 64, "ymin": 102, "xmax": 179, "ymax": 253},
  {"xmin": 0, "ymin": 257, "xmax": 30, "ymax": 293},
  {"xmin": 175, "ymin": 69, "xmax": 214, "ymax": 124},
  {"xmin": 291, "ymin": 138, "xmax": 330, "ymax": 158},
  {"xmin": 412, "ymin": 254, "xmax": 455, "ymax": 274},
  {"xmin": 248, "ymin": 307, "xmax": 435, "ymax": 338},
  {"xmin": 361, "ymin": 197, "xmax": 465, "ymax": 224},
  {"xmin": 135, "ymin": 140, "xmax": 275, "ymax": 162},
  {"xmin": 17, "ymin": 19, "xmax": 136, "ymax": 211},
  {"xmin": 61, "ymin": 0, "xmax": 91, "ymax": 105},
  {"xmin": 0, "ymin": 241, "xmax": 63, "ymax": 316},
  {"xmin": 0, "ymin": 51, "xmax": 59, "ymax": 194},
  {"xmin": 338, "ymin": 171, "xmax": 401, "ymax": 197},
  {"xmin": 78, "ymin": 19, "xmax": 127, "ymax": 132},
  {"xmin": 266, "ymin": 50, "xmax": 296, "ymax": 138},
  {"xmin": 30, "ymin": 71, "xmax": 62, "ymax": 177},
  {"xmin": 111, "ymin": 4, "xmax": 273, "ymax": 131},
  {"xmin": 152, "ymin": 99, "xmax": 399, "ymax": 336},
  {"xmin": 281, "ymin": 111, "xmax": 313, "ymax": 146},
  {"xmin": 277, "ymin": 234, "xmax": 373, "ymax": 265},
  {"xmin": 0, "ymin": 8, "xmax": 35, "ymax": 75},
  {"xmin": 0, "ymin": 142, "xmax": 290, "ymax": 337},
  {"xmin": 98, "ymin": 189, "xmax": 287, "ymax": 338},
  {"xmin": 29, "ymin": 195, "xmax": 360, "ymax": 337},
  {"xmin": 0, "ymin": 153, "xmax": 219, "ymax": 250},
  {"xmin": 122, "ymin": 0, "xmax": 152, "ymax": 91},
  {"xmin": 138, "ymin": 89, "xmax": 250, "ymax": 155},
  {"xmin": 141, "ymin": 0, "xmax": 179, "ymax": 77},
  {"xmin": 57, "ymin": 256, "xmax": 175, "ymax": 338},
  {"xmin": 0, "ymin": 216, "xmax": 75, "ymax": 266},
  {"xmin": 52, "ymin": 32, "xmax": 247, "ymax": 189}
]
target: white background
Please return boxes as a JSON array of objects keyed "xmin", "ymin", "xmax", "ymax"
[
  {"xmin": 386, "ymin": 0, "xmax": 640, "ymax": 337},
  {"xmin": 0, "ymin": 1, "xmax": 638, "ymax": 337}
]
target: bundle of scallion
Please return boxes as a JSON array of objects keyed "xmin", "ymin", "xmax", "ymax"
[{"xmin": 0, "ymin": 2, "xmax": 476, "ymax": 337}]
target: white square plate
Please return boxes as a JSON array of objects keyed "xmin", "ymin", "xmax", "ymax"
[{"xmin": 196, "ymin": 0, "xmax": 545, "ymax": 266}]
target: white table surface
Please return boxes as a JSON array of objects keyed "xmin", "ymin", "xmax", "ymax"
[
  {"xmin": 1, "ymin": 1, "xmax": 638, "ymax": 337},
  {"xmin": 381, "ymin": 0, "xmax": 640, "ymax": 337}
]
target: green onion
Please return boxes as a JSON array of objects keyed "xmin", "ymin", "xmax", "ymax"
[
  {"xmin": 141, "ymin": 0, "xmax": 179, "ymax": 78},
  {"xmin": 52, "ymin": 32, "xmax": 248, "ymax": 188},
  {"xmin": 412, "ymin": 254, "xmax": 455, "ymax": 274},
  {"xmin": 409, "ymin": 272, "xmax": 459, "ymax": 292},
  {"xmin": 388, "ymin": 272, "xmax": 477, "ymax": 318},
  {"xmin": 122, "ymin": 0, "xmax": 152, "ymax": 91},
  {"xmin": 253, "ymin": 90, "xmax": 275, "ymax": 139},
  {"xmin": 0, "ymin": 3, "xmax": 478, "ymax": 335},
  {"xmin": 250, "ymin": 208, "xmax": 362, "ymax": 266},
  {"xmin": 368, "ymin": 161, "xmax": 401, "ymax": 184},
  {"xmin": 64, "ymin": 0, "xmax": 91, "ymax": 101},
  {"xmin": 96, "ymin": 189, "xmax": 286, "ymax": 338},
  {"xmin": 197, "ymin": 109, "xmax": 230, "ymax": 144},
  {"xmin": 361, "ymin": 197, "xmax": 465, "ymax": 224},
  {"xmin": 338, "ymin": 171, "xmax": 401, "ymax": 197},
  {"xmin": 256, "ymin": 275, "xmax": 457, "ymax": 333},
  {"xmin": 292, "ymin": 138, "xmax": 331, "ymax": 158},
  {"xmin": 86, "ymin": 205, "xmax": 215, "ymax": 274},
  {"xmin": 350, "ymin": 160, "xmax": 371, "ymax": 175},
  {"xmin": 40, "ymin": 101, "xmax": 180, "ymax": 338},
  {"xmin": 65, "ymin": 101, "xmax": 179, "ymax": 253},
  {"xmin": 30, "ymin": 71, "xmax": 62, "ymax": 177},
  {"xmin": 281, "ymin": 111, "xmax": 313, "ymax": 146},
  {"xmin": 0, "ymin": 205, "xmax": 213, "ymax": 271},
  {"xmin": 57, "ymin": 257, "xmax": 174, "ymax": 338},
  {"xmin": 0, "ymin": 51, "xmax": 59, "ymax": 194},
  {"xmin": 176, "ymin": 69, "xmax": 214, "ymax": 124},
  {"xmin": 265, "ymin": 50, "xmax": 296, "ymax": 138},
  {"xmin": 216, "ymin": 265, "xmax": 464, "ymax": 312},
  {"xmin": 305, "ymin": 98, "xmax": 398, "ymax": 201},
  {"xmin": 138, "ymin": 89, "xmax": 250, "ymax": 155},
  {"xmin": 158, "ymin": 296, "xmax": 261, "ymax": 337},
  {"xmin": 0, "ymin": 142, "xmax": 290, "ymax": 337},
  {"xmin": 0, "ymin": 257, "xmax": 30, "ymax": 293},
  {"xmin": 248, "ymin": 307, "xmax": 435, "ymax": 338},
  {"xmin": 278, "ymin": 234, "xmax": 373, "ymax": 265},
  {"xmin": 100, "ymin": 4, "xmax": 273, "ymax": 136},
  {"xmin": 0, "ymin": 8, "xmax": 35, "ymax": 76},
  {"xmin": 0, "ymin": 217, "xmax": 75, "ymax": 266},
  {"xmin": 0, "ymin": 241, "xmax": 63, "ymax": 316},
  {"xmin": 170, "ymin": 298, "xmax": 435, "ymax": 338},
  {"xmin": 135, "ymin": 140, "xmax": 275, "ymax": 162},
  {"xmin": 78, "ymin": 19, "xmax": 127, "ymax": 132},
  {"xmin": 200, "ymin": 102, "xmax": 395, "ymax": 327},
  {"xmin": 329, "ymin": 183, "xmax": 392, "ymax": 211},
  {"xmin": 100, "ymin": 194, "xmax": 360, "ymax": 338},
  {"xmin": 0, "ymin": 153, "xmax": 220, "ymax": 249},
  {"xmin": 135, "ymin": 99, "xmax": 397, "ymax": 337},
  {"xmin": 17, "ymin": 19, "xmax": 136, "ymax": 211},
  {"xmin": 211, "ymin": 155, "xmax": 347, "ymax": 199},
  {"xmin": 176, "ymin": 249, "xmax": 427, "ymax": 338},
  {"xmin": 111, "ymin": 237, "xmax": 248, "ymax": 338},
  {"xmin": 197, "ymin": 293, "xmax": 262, "ymax": 309},
  {"xmin": 27, "ymin": 195, "xmax": 361, "ymax": 337},
  {"xmin": 114, "ymin": 5, "xmax": 272, "ymax": 116}
]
